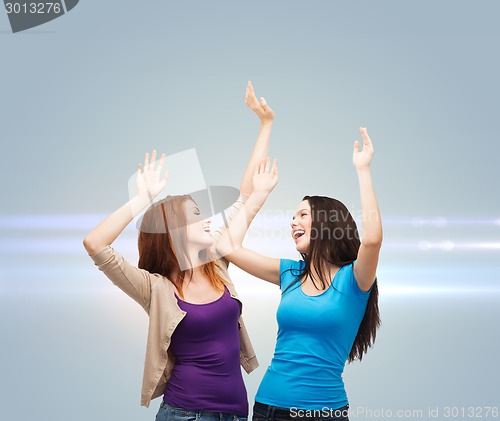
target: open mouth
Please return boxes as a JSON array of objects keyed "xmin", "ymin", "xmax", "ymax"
[
  {"xmin": 293, "ymin": 229, "xmax": 305, "ymax": 239},
  {"xmin": 203, "ymin": 227, "xmax": 211, "ymax": 233}
]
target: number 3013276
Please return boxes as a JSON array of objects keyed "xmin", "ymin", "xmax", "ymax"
[{"xmin": 5, "ymin": 3, "xmax": 62, "ymax": 14}]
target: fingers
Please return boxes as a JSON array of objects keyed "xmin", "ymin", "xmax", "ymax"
[
  {"xmin": 256, "ymin": 156, "xmax": 278, "ymax": 174},
  {"xmin": 156, "ymin": 152, "xmax": 166, "ymax": 172},
  {"xmin": 149, "ymin": 150, "xmax": 157, "ymax": 170},
  {"xmin": 272, "ymin": 158, "xmax": 278, "ymax": 176},
  {"xmin": 245, "ymin": 82, "xmax": 250, "ymax": 104},
  {"xmin": 259, "ymin": 157, "xmax": 267, "ymax": 173},
  {"xmin": 353, "ymin": 140, "xmax": 360, "ymax": 154},
  {"xmin": 254, "ymin": 161, "xmax": 260, "ymax": 176},
  {"xmin": 142, "ymin": 150, "xmax": 167, "ymax": 172},
  {"xmin": 255, "ymin": 157, "xmax": 266, "ymax": 174},
  {"xmin": 245, "ymin": 80, "xmax": 256, "ymax": 105},
  {"xmin": 248, "ymin": 80, "xmax": 255, "ymax": 97},
  {"xmin": 360, "ymin": 127, "xmax": 372, "ymax": 147},
  {"xmin": 264, "ymin": 156, "xmax": 271, "ymax": 173},
  {"xmin": 260, "ymin": 97, "xmax": 268, "ymax": 110},
  {"xmin": 246, "ymin": 80, "xmax": 265, "ymax": 112}
]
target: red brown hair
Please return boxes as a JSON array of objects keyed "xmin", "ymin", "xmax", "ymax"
[{"xmin": 137, "ymin": 195, "xmax": 227, "ymax": 298}]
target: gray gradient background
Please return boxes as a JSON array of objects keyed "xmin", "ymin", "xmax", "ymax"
[{"xmin": 1, "ymin": 1, "xmax": 499, "ymax": 420}]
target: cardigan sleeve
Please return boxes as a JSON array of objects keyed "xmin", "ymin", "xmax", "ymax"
[{"xmin": 89, "ymin": 246, "xmax": 157, "ymax": 312}]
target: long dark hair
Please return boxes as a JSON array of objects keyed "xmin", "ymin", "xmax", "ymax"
[
  {"xmin": 137, "ymin": 195, "xmax": 227, "ymax": 299},
  {"xmin": 286, "ymin": 195, "xmax": 380, "ymax": 362}
]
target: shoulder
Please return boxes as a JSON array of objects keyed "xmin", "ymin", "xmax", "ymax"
[
  {"xmin": 280, "ymin": 258, "xmax": 305, "ymax": 272},
  {"xmin": 336, "ymin": 262, "xmax": 372, "ymax": 299},
  {"xmin": 279, "ymin": 259, "xmax": 305, "ymax": 290}
]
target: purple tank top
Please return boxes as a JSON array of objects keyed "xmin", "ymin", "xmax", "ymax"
[{"xmin": 163, "ymin": 287, "xmax": 248, "ymax": 416}]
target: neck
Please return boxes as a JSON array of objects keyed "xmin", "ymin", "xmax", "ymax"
[
  {"xmin": 183, "ymin": 262, "xmax": 205, "ymax": 283},
  {"xmin": 186, "ymin": 247, "xmax": 204, "ymax": 269},
  {"xmin": 309, "ymin": 260, "xmax": 338, "ymax": 282},
  {"xmin": 182, "ymin": 246, "xmax": 209, "ymax": 284}
]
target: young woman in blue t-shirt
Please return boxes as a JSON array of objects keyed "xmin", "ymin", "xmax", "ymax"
[{"xmin": 217, "ymin": 127, "xmax": 382, "ymax": 421}]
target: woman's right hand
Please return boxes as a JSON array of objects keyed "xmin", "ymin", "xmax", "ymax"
[
  {"xmin": 353, "ymin": 127, "xmax": 375, "ymax": 171},
  {"xmin": 136, "ymin": 150, "xmax": 169, "ymax": 202},
  {"xmin": 252, "ymin": 156, "xmax": 278, "ymax": 196},
  {"xmin": 83, "ymin": 150, "xmax": 168, "ymax": 255},
  {"xmin": 245, "ymin": 81, "xmax": 275, "ymax": 124}
]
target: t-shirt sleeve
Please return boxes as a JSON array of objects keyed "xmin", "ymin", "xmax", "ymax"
[
  {"xmin": 347, "ymin": 261, "xmax": 373, "ymax": 299},
  {"xmin": 279, "ymin": 259, "xmax": 304, "ymax": 291},
  {"xmin": 89, "ymin": 246, "xmax": 157, "ymax": 312}
]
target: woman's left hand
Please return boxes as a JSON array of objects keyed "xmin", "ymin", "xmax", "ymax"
[
  {"xmin": 353, "ymin": 127, "xmax": 375, "ymax": 170},
  {"xmin": 253, "ymin": 156, "xmax": 278, "ymax": 195},
  {"xmin": 245, "ymin": 81, "xmax": 275, "ymax": 124}
]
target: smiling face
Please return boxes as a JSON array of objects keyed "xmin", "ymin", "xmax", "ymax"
[
  {"xmin": 183, "ymin": 199, "xmax": 213, "ymax": 250},
  {"xmin": 291, "ymin": 199, "xmax": 312, "ymax": 254}
]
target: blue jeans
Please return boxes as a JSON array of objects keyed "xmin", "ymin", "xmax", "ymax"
[
  {"xmin": 156, "ymin": 401, "xmax": 248, "ymax": 421},
  {"xmin": 252, "ymin": 401, "xmax": 349, "ymax": 421}
]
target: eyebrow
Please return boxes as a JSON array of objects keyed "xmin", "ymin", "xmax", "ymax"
[
  {"xmin": 190, "ymin": 206, "xmax": 201, "ymax": 212},
  {"xmin": 293, "ymin": 208, "xmax": 310, "ymax": 217}
]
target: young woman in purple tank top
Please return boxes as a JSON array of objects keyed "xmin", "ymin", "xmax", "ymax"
[
  {"xmin": 84, "ymin": 82, "xmax": 273, "ymax": 420},
  {"xmin": 217, "ymin": 128, "xmax": 382, "ymax": 420}
]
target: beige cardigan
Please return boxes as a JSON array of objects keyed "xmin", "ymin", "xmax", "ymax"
[{"xmin": 89, "ymin": 197, "xmax": 258, "ymax": 408}]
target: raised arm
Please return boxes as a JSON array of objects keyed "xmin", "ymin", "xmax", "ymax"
[
  {"xmin": 352, "ymin": 128, "xmax": 383, "ymax": 292},
  {"xmin": 83, "ymin": 150, "xmax": 168, "ymax": 255},
  {"xmin": 212, "ymin": 82, "xmax": 275, "ymax": 255},
  {"xmin": 239, "ymin": 81, "xmax": 275, "ymax": 197},
  {"xmin": 217, "ymin": 157, "xmax": 281, "ymax": 284}
]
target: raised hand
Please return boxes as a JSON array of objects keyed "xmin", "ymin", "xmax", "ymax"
[
  {"xmin": 353, "ymin": 127, "xmax": 375, "ymax": 170},
  {"xmin": 253, "ymin": 156, "xmax": 278, "ymax": 195},
  {"xmin": 136, "ymin": 150, "xmax": 169, "ymax": 201},
  {"xmin": 245, "ymin": 81, "xmax": 275, "ymax": 124}
]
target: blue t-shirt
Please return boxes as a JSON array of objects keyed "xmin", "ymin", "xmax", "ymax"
[{"xmin": 255, "ymin": 259, "xmax": 371, "ymax": 410}]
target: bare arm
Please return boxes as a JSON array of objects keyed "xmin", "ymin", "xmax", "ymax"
[
  {"xmin": 352, "ymin": 128, "xmax": 383, "ymax": 292},
  {"xmin": 83, "ymin": 151, "xmax": 168, "ymax": 255},
  {"xmin": 212, "ymin": 83, "xmax": 276, "ymax": 260},
  {"xmin": 239, "ymin": 81, "xmax": 275, "ymax": 197},
  {"xmin": 217, "ymin": 158, "xmax": 281, "ymax": 284}
]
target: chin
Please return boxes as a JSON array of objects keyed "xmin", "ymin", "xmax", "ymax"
[
  {"xmin": 202, "ymin": 237, "xmax": 215, "ymax": 249},
  {"xmin": 295, "ymin": 239, "xmax": 309, "ymax": 255},
  {"xmin": 295, "ymin": 244, "xmax": 306, "ymax": 254},
  {"xmin": 189, "ymin": 236, "xmax": 214, "ymax": 252}
]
